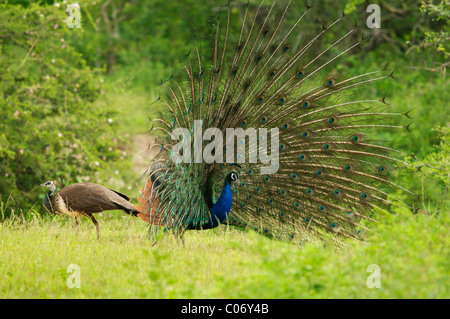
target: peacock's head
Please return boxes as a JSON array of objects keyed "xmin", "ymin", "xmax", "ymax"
[
  {"xmin": 40, "ymin": 180, "xmax": 56, "ymax": 194},
  {"xmin": 226, "ymin": 171, "xmax": 239, "ymax": 184}
]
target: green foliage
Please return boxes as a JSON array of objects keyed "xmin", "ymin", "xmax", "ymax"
[
  {"xmin": 0, "ymin": 3, "xmax": 132, "ymax": 213},
  {"xmin": 408, "ymin": 0, "xmax": 449, "ymax": 69},
  {"xmin": 68, "ymin": 0, "xmax": 218, "ymax": 87},
  {"xmin": 420, "ymin": 125, "xmax": 450, "ymax": 187},
  {"xmin": 407, "ymin": 124, "xmax": 450, "ymax": 212},
  {"xmin": 422, "ymin": 0, "xmax": 450, "ymax": 17}
]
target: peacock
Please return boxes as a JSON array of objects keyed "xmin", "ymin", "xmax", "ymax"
[{"xmin": 135, "ymin": 0, "xmax": 412, "ymax": 246}]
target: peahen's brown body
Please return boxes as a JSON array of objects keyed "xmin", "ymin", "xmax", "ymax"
[{"xmin": 41, "ymin": 181, "xmax": 138, "ymax": 239}]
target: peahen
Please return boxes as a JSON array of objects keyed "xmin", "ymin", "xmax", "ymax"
[
  {"xmin": 40, "ymin": 181, "xmax": 139, "ymax": 239},
  {"xmin": 135, "ymin": 1, "xmax": 412, "ymax": 246}
]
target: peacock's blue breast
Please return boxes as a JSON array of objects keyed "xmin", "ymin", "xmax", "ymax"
[{"xmin": 209, "ymin": 183, "xmax": 233, "ymax": 228}]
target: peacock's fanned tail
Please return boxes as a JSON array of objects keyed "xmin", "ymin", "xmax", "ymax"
[{"xmin": 136, "ymin": 0, "xmax": 412, "ymax": 245}]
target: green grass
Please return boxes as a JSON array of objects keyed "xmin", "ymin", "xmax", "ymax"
[{"xmin": 0, "ymin": 208, "xmax": 448, "ymax": 298}]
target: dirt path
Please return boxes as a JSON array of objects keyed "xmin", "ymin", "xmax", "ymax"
[{"xmin": 131, "ymin": 134, "xmax": 156, "ymax": 176}]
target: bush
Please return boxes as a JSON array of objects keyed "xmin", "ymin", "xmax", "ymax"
[{"xmin": 0, "ymin": 3, "xmax": 131, "ymax": 214}]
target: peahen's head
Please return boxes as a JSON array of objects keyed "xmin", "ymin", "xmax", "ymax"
[
  {"xmin": 40, "ymin": 180, "xmax": 56, "ymax": 194},
  {"xmin": 226, "ymin": 171, "xmax": 238, "ymax": 184}
]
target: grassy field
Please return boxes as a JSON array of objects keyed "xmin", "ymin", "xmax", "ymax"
[{"xmin": 0, "ymin": 207, "xmax": 448, "ymax": 299}]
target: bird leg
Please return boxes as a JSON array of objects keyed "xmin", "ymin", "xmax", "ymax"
[
  {"xmin": 173, "ymin": 229, "xmax": 186, "ymax": 247},
  {"xmin": 179, "ymin": 234, "xmax": 186, "ymax": 248},
  {"xmin": 74, "ymin": 216, "xmax": 80, "ymax": 235},
  {"xmin": 88, "ymin": 214, "xmax": 100, "ymax": 239}
]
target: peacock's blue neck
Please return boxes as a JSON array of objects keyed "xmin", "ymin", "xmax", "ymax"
[
  {"xmin": 203, "ymin": 180, "xmax": 233, "ymax": 229},
  {"xmin": 212, "ymin": 183, "xmax": 232, "ymax": 224}
]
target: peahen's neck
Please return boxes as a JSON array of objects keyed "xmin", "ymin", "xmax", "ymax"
[{"xmin": 42, "ymin": 191, "xmax": 54, "ymax": 214}]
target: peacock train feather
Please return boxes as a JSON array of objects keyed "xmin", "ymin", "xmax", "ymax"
[{"xmin": 135, "ymin": 0, "xmax": 413, "ymax": 246}]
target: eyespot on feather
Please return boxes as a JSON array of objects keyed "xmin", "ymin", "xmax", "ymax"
[
  {"xmin": 295, "ymin": 68, "xmax": 306, "ymax": 79},
  {"xmin": 324, "ymin": 77, "xmax": 337, "ymax": 87}
]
